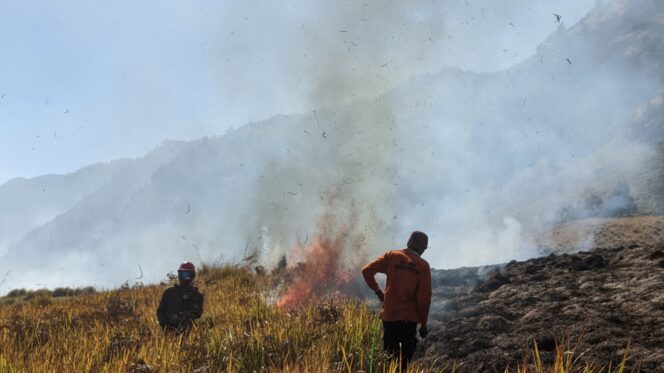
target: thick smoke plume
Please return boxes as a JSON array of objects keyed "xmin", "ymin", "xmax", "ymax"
[
  {"xmin": 254, "ymin": 112, "xmax": 401, "ymax": 306},
  {"xmin": 254, "ymin": 0, "xmax": 664, "ymax": 288}
]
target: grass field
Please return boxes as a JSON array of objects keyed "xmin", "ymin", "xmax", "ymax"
[{"xmin": 0, "ymin": 264, "xmax": 631, "ymax": 372}]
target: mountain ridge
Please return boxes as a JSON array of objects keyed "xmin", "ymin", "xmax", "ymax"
[{"xmin": 1, "ymin": 0, "xmax": 662, "ymax": 292}]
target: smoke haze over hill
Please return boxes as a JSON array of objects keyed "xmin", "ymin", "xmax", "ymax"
[
  {"xmin": 0, "ymin": 0, "xmax": 596, "ymax": 185},
  {"xmin": 0, "ymin": 0, "xmax": 663, "ymax": 293}
]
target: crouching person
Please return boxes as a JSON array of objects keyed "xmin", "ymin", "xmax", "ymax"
[{"xmin": 157, "ymin": 261, "xmax": 204, "ymax": 332}]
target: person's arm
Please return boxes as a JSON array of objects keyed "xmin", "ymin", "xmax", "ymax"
[
  {"xmin": 416, "ymin": 262, "xmax": 432, "ymax": 327},
  {"xmin": 189, "ymin": 292, "xmax": 204, "ymax": 320},
  {"xmin": 156, "ymin": 290, "xmax": 169, "ymax": 326},
  {"xmin": 362, "ymin": 252, "xmax": 390, "ymax": 294}
]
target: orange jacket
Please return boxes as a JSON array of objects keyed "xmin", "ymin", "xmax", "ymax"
[{"xmin": 362, "ymin": 249, "xmax": 432, "ymax": 324}]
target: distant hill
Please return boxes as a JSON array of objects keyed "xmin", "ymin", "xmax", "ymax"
[{"xmin": 1, "ymin": 0, "xmax": 662, "ymax": 292}]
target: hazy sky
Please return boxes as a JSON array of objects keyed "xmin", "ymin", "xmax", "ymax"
[{"xmin": 0, "ymin": 0, "xmax": 596, "ymax": 185}]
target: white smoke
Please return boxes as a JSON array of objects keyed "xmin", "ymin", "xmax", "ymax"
[{"xmin": 1, "ymin": 0, "xmax": 663, "ymax": 293}]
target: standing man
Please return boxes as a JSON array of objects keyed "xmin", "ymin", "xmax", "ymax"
[
  {"xmin": 362, "ymin": 231, "xmax": 432, "ymax": 369},
  {"xmin": 157, "ymin": 261, "xmax": 204, "ymax": 332}
]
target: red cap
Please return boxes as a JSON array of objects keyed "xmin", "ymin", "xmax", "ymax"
[{"xmin": 178, "ymin": 261, "xmax": 196, "ymax": 273}]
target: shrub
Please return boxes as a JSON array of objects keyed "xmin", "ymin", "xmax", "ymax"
[{"xmin": 5, "ymin": 289, "xmax": 27, "ymax": 298}]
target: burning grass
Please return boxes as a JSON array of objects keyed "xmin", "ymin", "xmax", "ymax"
[
  {"xmin": 0, "ymin": 264, "xmax": 634, "ymax": 372},
  {"xmin": 277, "ymin": 234, "xmax": 360, "ymax": 310}
]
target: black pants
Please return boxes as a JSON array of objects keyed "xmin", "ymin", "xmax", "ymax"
[{"xmin": 383, "ymin": 320, "xmax": 418, "ymax": 369}]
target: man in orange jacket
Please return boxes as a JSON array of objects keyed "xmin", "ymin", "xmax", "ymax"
[{"xmin": 362, "ymin": 231, "xmax": 432, "ymax": 368}]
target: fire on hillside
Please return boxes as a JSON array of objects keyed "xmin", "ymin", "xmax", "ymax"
[{"xmin": 276, "ymin": 232, "xmax": 367, "ymax": 310}]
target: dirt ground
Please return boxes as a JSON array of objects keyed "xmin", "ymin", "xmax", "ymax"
[{"xmin": 418, "ymin": 216, "xmax": 664, "ymax": 372}]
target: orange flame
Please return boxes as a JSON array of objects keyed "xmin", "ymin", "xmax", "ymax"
[{"xmin": 277, "ymin": 234, "xmax": 362, "ymax": 310}]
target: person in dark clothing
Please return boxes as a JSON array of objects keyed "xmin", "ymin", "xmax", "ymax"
[
  {"xmin": 362, "ymin": 231, "xmax": 432, "ymax": 370},
  {"xmin": 157, "ymin": 261, "xmax": 204, "ymax": 332}
]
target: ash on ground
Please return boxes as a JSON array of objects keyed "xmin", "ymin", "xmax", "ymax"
[{"xmin": 418, "ymin": 235, "xmax": 663, "ymax": 371}]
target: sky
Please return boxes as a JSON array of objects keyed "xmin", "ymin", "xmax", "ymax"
[{"xmin": 0, "ymin": 0, "xmax": 597, "ymax": 185}]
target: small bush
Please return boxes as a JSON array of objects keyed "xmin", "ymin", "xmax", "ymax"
[
  {"xmin": 24, "ymin": 289, "xmax": 51, "ymax": 301},
  {"xmin": 5, "ymin": 289, "xmax": 27, "ymax": 298},
  {"xmin": 52, "ymin": 287, "xmax": 75, "ymax": 298},
  {"xmin": 27, "ymin": 291, "xmax": 52, "ymax": 307},
  {"xmin": 51, "ymin": 286, "xmax": 97, "ymax": 298}
]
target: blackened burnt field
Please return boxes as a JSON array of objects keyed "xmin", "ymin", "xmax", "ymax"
[{"xmin": 419, "ymin": 222, "xmax": 664, "ymax": 371}]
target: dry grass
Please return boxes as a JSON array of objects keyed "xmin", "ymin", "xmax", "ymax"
[
  {"xmin": 517, "ymin": 337, "xmax": 634, "ymax": 373},
  {"xmin": 0, "ymin": 264, "xmax": 632, "ymax": 372}
]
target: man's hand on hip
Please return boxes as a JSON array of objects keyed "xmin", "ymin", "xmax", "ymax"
[{"xmin": 374, "ymin": 290, "xmax": 385, "ymax": 302}]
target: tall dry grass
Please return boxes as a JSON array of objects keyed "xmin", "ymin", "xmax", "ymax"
[{"xmin": 0, "ymin": 264, "xmax": 632, "ymax": 372}]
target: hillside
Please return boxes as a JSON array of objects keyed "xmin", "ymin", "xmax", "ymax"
[
  {"xmin": 2, "ymin": 0, "xmax": 664, "ymax": 370},
  {"xmin": 0, "ymin": 265, "xmax": 387, "ymax": 372},
  {"xmin": 1, "ymin": 219, "xmax": 661, "ymax": 371},
  {"xmin": 0, "ymin": 160, "xmax": 128, "ymax": 255},
  {"xmin": 536, "ymin": 215, "xmax": 664, "ymax": 254}
]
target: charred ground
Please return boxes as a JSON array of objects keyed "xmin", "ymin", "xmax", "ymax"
[{"xmin": 419, "ymin": 216, "xmax": 664, "ymax": 372}]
